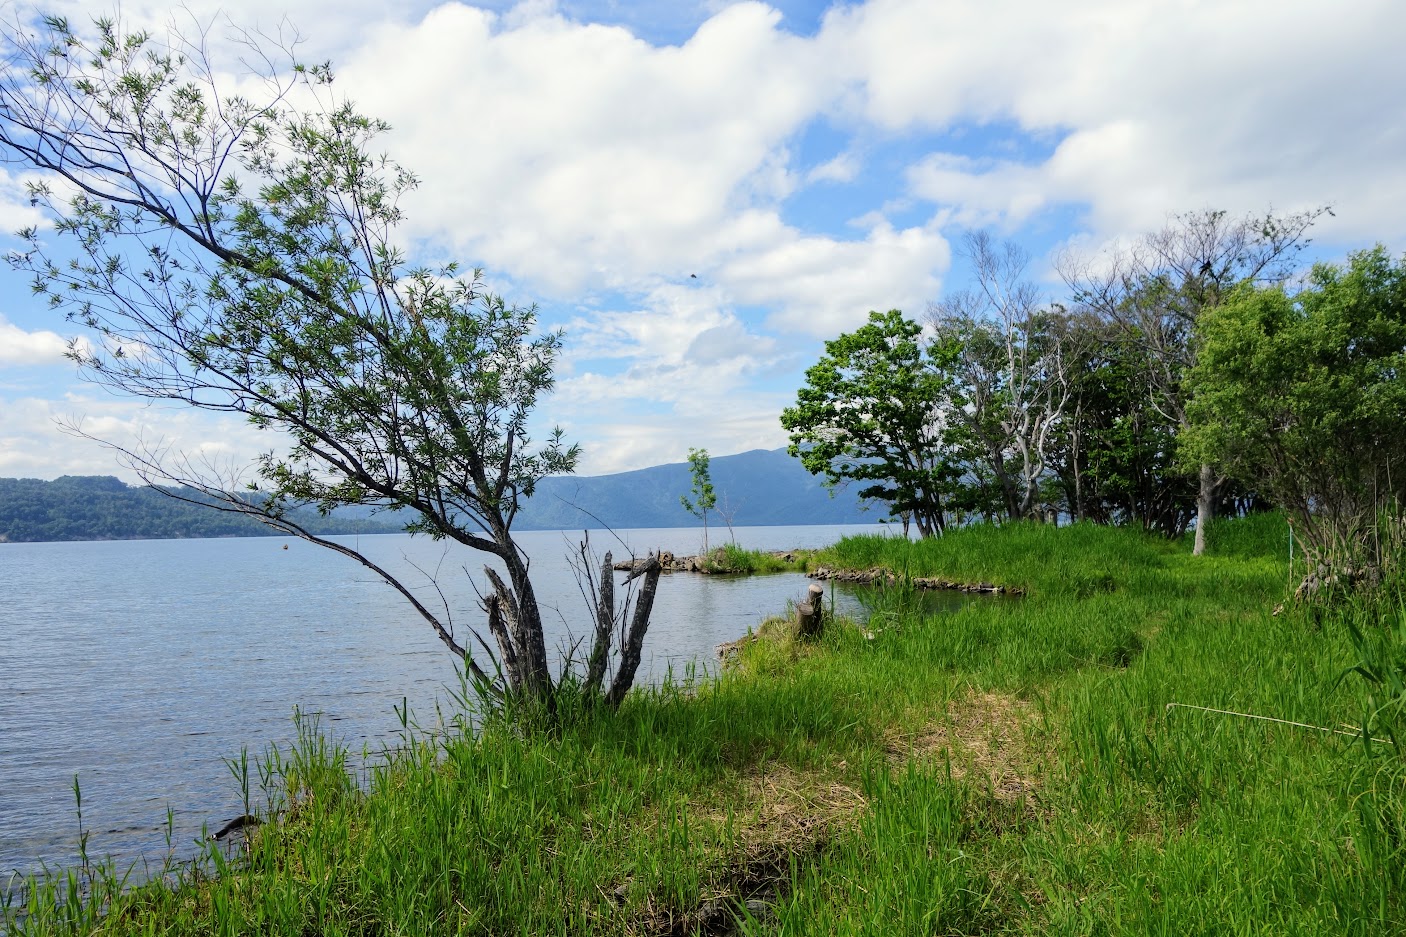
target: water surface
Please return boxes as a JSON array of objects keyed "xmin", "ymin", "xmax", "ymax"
[{"xmin": 1, "ymin": 525, "xmax": 897, "ymax": 879}]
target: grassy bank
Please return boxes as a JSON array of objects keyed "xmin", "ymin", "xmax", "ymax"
[
  {"xmin": 7, "ymin": 515, "xmax": 1404, "ymax": 935},
  {"xmin": 698, "ymin": 543, "xmax": 815, "ymax": 574}
]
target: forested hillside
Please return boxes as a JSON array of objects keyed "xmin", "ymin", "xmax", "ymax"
[
  {"xmin": 0, "ymin": 476, "xmax": 400, "ymax": 543},
  {"xmin": 0, "ymin": 450, "xmax": 875, "ymax": 543}
]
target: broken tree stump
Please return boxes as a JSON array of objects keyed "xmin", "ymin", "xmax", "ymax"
[{"xmin": 796, "ymin": 582, "xmax": 826, "ymax": 639}]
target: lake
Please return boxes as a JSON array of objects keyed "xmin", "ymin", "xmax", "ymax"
[{"xmin": 1, "ymin": 524, "xmax": 914, "ymax": 882}]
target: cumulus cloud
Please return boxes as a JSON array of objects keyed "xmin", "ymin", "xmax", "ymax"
[
  {"xmin": 556, "ymin": 285, "xmax": 783, "ymax": 404},
  {"xmin": 822, "ymin": 0, "xmax": 1406, "ymax": 244},
  {"xmin": 4, "ymin": 0, "xmax": 1403, "ymax": 481},
  {"xmin": 0, "ymin": 315, "xmax": 75, "ymax": 366},
  {"xmin": 546, "ymin": 284, "xmax": 795, "ymax": 473},
  {"xmin": 725, "ymin": 220, "xmax": 949, "ymax": 336},
  {"xmin": 568, "ymin": 403, "xmax": 793, "ymax": 476},
  {"xmin": 0, "ymin": 392, "xmax": 282, "ymax": 482},
  {"xmin": 807, "ymin": 151, "xmax": 862, "ymax": 185},
  {"xmin": 332, "ymin": 2, "xmax": 941, "ymax": 326}
]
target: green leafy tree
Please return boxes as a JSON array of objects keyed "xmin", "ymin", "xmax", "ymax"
[
  {"xmin": 679, "ymin": 447, "xmax": 718, "ymax": 552},
  {"xmin": 927, "ymin": 233, "xmax": 1074, "ymax": 523},
  {"xmin": 1184, "ymin": 246, "xmax": 1406, "ymax": 569},
  {"xmin": 0, "ymin": 14, "xmax": 661, "ymax": 711},
  {"xmin": 782, "ymin": 310, "xmax": 957, "ymax": 537},
  {"xmin": 1062, "ymin": 208, "xmax": 1326, "ymax": 554},
  {"xmin": 1044, "ymin": 313, "xmax": 1200, "ymax": 534}
]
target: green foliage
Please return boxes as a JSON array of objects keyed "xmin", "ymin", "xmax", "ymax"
[
  {"xmin": 1063, "ymin": 207, "xmax": 1326, "ymax": 554},
  {"xmin": 927, "ymin": 232, "xmax": 1071, "ymax": 524},
  {"xmin": 781, "ymin": 310, "xmax": 958, "ymax": 537},
  {"xmin": 1343, "ymin": 593, "xmax": 1406, "ymax": 757},
  {"xmin": 679, "ymin": 447, "xmax": 718, "ymax": 550},
  {"xmin": 0, "ymin": 14, "xmax": 615, "ymax": 706},
  {"xmin": 9, "ymin": 515, "xmax": 1406, "ymax": 934},
  {"xmin": 1047, "ymin": 314, "xmax": 1202, "ymax": 535},
  {"xmin": 815, "ymin": 520, "xmax": 1176, "ymax": 596},
  {"xmin": 697, "ymin": 543, "xmax": 812, "ymax": 574},
  {"xmin": 1332, "ymin": 582, "xmax": 1406, "ymax": 892},
  {"xmin": 1186, "ymin": 246, "xmax": 1406, "ymax": 564}
]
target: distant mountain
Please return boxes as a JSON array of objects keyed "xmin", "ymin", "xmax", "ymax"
[
  {"xmin": 512, "ymin": 447, "xmax": 875, "ymax": 531},
  {"xmin": 0, "ymin": 450, "xmax": 878, "ymax": 543},
  {"xmin": 0, "ymin": 476, "xmax": 402, "ymax": 544}
]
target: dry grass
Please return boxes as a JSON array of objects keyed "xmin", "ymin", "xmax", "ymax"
[
  {"xmin": 725, "ymin": 760, "xmax": 869, "ymax": 847},
  {"xmin": 615, "ymin": 692, "xmax": 1045, "ymax": 933},
  {"xmin": 886, "ymin": 690, "xmax": 1041, "ymax": 804}
]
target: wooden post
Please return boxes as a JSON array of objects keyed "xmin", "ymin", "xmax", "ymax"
[{"xmin": 796, "ymin": 582, "xmax": 826, "ymax": 639}]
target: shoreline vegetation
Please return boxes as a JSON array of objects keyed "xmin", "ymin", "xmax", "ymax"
[
  {"xmin": 7, "ymin": 514, "xmax": 1406, "ymax": 934},
  {"xmin": 614, "ymin": 545, "xmax": 818, "ymax": 576},
  {"xmin": 621, "ymin": 544, "xmax": 1022, "ymax": 595}
]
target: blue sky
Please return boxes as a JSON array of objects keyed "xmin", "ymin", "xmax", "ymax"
[{"xmin": 2, "ymin": 0, "xmax": 1404, "ymax": 481}]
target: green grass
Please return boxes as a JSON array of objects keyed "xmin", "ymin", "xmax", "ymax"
[
  {"xmin": 698, "ymin": 543, "xmax": 814, "ymax": 574},
  {"xmin": 7, "ymin": 512, "xmax": 1405, "ymax": 935}
]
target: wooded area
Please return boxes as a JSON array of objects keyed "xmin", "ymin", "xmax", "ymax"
[
  {"xmin": 0, "ymin": 475, "xmax": 399, "ymax": 542},
  {"xmin": 784, "ymin": 211, "xmax": 1406, "ymax": 577}
]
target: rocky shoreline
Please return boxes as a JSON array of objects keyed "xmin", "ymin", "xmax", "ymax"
[
  {"xmin": 612, "ymin": 551, "xmax": 1024, "ymax": 596},
  {"xmin": 611, "ymin": 550, "xmax": 805, "ymax": 574}
]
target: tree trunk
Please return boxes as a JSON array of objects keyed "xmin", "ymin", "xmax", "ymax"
[
  {"xmin": 583, "ymin": 551, "xmax": 615, "ymax": 695},
  {"xmin": 992, "ymin": 451, "xmax": 1021, "ymax": 520},
  {"xmin": 486, "ymin": 556, "xmax": 555, "ymax": 704},
  {"xmin": 605, "ymin": 555, "xmax": 663, "ymax": 708},
  {"xmin": 1193, "ymin": 462, "xmax": 1215, "ymax": 556}
]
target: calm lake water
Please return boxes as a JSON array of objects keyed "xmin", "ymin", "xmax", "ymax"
[{"xmin": 0, "ymin": 524, "xmax": 910, "ymax": 882}]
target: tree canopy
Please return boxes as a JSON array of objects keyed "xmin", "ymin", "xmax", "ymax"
[
  {"xmin": 1185, "ymin": 246, "xmax": 1406, "ymax": 566},
  {"xmin": 783, "ymin": 214, "xmax": 1402, "ymax": 578},
  {"xmin": 1060, "ymin": 207, "xmax": 1325, "ymax": 553},
  {"xmin": 0, "ymin": 13, "xmax": 659, "ymax": 711},
  {"xmin": 781, "ymin": 309, "xmax": 957, "ymax": 537}
]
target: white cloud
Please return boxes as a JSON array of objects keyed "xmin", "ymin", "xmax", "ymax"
[
  {"xmin": 547, "ymin": 284, "xmax": 795, "ymax": 473},
  {"xmin": 821, "ymin": 0, "xmax": 1406, "ymax": 245},
  {"xmin": 337, "ymin": 3, "xmax": 826, "ymax": 292},
  {"xmin": 0, "ymin": 315, "xmax": 74, "ymax": 366},
  {"xmin": 0, "ymin": 167, "xmax": 48, "ymax": 235},
  {"xmin": 0, "ymin": 393, "xmax": 281, "ymax": 482},
  {"xmin": 40, "ymin": 0, "xmax": 437, "ymax": 63},
  {"xmin": 556, "ymin": 285, "xmax": 784, "ymax": 405},
  {"xmin": 4, "ymin": 0, "xmax": 1404, "ymax": 483},
  {"xmin": 569, "ymin": 404, "xmax": 792, "ymax": 477},
  {"xmin": 331, "ymin": 1, "xmax": 943, "ymax": 329},
  {"xmin": 725, "ymin": 220, "xmax": 949, "ymax": 336},
  {"xmin": 906, "ymin": 154, "xmax": 1049, "ymax": 230},
  {"xmin": 807, "ymin": 151, "xmax": 861, "ymax": 185}
]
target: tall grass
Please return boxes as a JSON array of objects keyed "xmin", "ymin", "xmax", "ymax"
[
  {"xmin": 6, "ymin": 512, "xmax": 1403, "ymax": 935},
  {"xmin": 699, "ymin": 544, "xmax": 813, "ymax": 574}
]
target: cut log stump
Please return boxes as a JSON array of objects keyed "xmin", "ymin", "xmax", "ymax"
[{"xmin": 796, "ymin": 582, "xmax": 826, "ymax": 639}]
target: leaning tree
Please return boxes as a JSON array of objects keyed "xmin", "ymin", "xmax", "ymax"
[{"xmin": 0, "ymin": 13, "xmax": 660, "ymax": 712}]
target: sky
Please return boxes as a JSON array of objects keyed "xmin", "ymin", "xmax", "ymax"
[{"xmin": 1, "ymin": 0, "xmax": 1404, "ymax": 482}]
